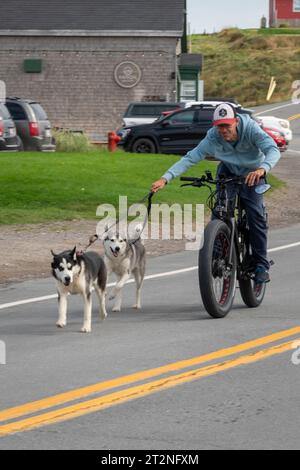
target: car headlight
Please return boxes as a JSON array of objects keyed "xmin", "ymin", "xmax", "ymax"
[
  {"xmin": 279, "ymin": 120, "xmax": 289, "ymax": 129},
  {"xmin": 117, "ymin": 128, "xmax": 132, "ymax": 140}
]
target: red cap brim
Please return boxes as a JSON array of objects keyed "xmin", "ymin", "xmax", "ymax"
[{"xmin": 213, "ymin": 118, "xmax": 237, "ymax": 126}]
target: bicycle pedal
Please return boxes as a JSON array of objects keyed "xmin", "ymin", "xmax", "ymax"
[{"xmin": 269, "ymin": 259, "xmax": 275, "ymax": 267}]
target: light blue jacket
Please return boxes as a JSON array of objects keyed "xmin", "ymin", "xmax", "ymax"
[{"xmin": 162, "ymin": 114, "xmax": 281, "ymax": 182}]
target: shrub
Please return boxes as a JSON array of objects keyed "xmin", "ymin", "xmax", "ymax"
[
  {"xmin": 218, "ymin": 28, "xmax": 246, "ymax": 43},
  {"xmin": 52, "ymin": 129, "xmax": 96, "ymax": 153}
]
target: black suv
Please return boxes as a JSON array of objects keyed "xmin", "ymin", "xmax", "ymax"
[
  {"xmin": 118, "ymin": 104, "xmax": 253, "ymax": 155},
  {"xmin": 0, "ymin": 102, "xmax": 22, "ymax": 151},
  {"xmin": 5, "ymin": 98, "xmax": 56, "ymax": 151}
]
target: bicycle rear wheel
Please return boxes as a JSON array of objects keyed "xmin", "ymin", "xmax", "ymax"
[
  {"xmin": 239, "ymin": 277, "xmax": 266, "ymax": 308},
  {"xmin": 199, "ymin": 220, "xmax": 237, "ymax": 318}
]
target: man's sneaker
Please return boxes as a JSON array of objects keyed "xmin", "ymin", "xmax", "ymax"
[{"xmin": 254, "ymin": 266, "xmax": 270, "ymax": 285}]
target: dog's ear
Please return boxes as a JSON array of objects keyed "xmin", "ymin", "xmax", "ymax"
[
  {"xmin": 51, "ymin": 250, "xmax": 57, "ymax": 257},
  {"xmin": 102, "ymin": 224, "xmax": 110, "ymax": 241},
  {"xmin": 71, "ymin": 246, "xmax": 77, "ymax": 261}
]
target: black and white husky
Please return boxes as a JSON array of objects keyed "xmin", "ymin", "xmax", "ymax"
[
  {"xmin": 103, "ymin": 227, "xmax": 146, "ymax": 312},
  {"xmin": 51, "ymin": 247, "xmax": 107, "ymax": 333}
]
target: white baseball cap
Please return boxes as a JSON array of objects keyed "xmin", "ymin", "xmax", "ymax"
[{"xmin": 213, "ymin": 103, "xmax": 237, "ymax": 126}]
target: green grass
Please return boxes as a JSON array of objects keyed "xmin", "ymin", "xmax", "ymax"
[
  {"xmin": 0, "ymin": 151, "xmax": 283, "ymax": 225},
  {"xmin": 258, "ymin": 28, "xmax": 300, "ymax": 35},
  {"xmin": 192, "ymin": 28, "xmax": 300, "ymax": 106}
]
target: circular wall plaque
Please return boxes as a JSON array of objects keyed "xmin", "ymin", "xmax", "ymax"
[{"xmin": 114, "ymin": 61, "xmax": 142, "ymax": 89}]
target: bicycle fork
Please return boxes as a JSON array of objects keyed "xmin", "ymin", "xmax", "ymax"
[{"xmin": 228, "ymin": 217, "xmax": 236, "ymax": 269}]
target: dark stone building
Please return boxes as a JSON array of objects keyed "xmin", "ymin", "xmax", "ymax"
[{"xmin": 0, "ymin": 0, "xmax": 187, "ymax": 140}]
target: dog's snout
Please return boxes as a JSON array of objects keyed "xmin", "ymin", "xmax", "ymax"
[
  {"xmin": 64, "ymin": 276, "xmax": 71, "ymax": 285},
  {"xmin": 115, "ymin": 246, "xmax": 120, "ymax": 252}
]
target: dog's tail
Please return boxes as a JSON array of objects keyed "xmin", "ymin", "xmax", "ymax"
[{"xmin": 97, "ymin": 259, "xmax": 107, "ymax": 292}]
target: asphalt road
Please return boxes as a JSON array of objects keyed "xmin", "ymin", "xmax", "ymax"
[{"xmin": 1, "ymin": 101, "xmax": 300, "ymax": 451}]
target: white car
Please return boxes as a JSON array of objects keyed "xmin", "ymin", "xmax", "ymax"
[
  {"xmin": 254, "ymin": 115, "xmax": 293, "ymax": 143},
  {"xmin": 184, "ymin": 100, "xmax": 240, "ymax": 108}
]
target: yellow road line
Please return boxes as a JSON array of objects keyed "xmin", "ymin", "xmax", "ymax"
[
  {"xmin": 0, "ymin": 339, "xmax": 295, "ymax": 437},
  {"xmin": 1, "ymin": 326, "xmax": 300, "ymax": 424},
  {"xmin": 288, "ymin": 113, "xmax": 300, "ymax": 121}
]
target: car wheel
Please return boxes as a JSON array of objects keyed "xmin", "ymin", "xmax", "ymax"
[
  {"xmin": 132, "ymin": 138, "xmax": 157, "ymax": 154},
  {"xmin": 17, "ymin": 137, "xmax": 24, "ymax": 151}
]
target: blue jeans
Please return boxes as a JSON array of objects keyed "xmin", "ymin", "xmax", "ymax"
[{"xmin": 214, "ymin": 163, "xmax": 269, "ymax": 271}]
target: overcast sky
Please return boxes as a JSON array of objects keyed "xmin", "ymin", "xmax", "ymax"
[{"xmin": 187, "ymin": 0, "xmax": 270, "ymax": 34}]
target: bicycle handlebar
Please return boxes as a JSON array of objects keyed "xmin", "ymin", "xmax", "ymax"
[
  {"xmin": 180, "ymin": 174, "xmax": 245, "ymax": 186},
  {"xmin": 180, "ymin": 177, "xmax": 204, "ymax": 182}
]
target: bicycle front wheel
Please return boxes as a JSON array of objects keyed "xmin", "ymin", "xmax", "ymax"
[{"xmin": 199, "ymin": 220, "xmax": 237, "ymax": 318}]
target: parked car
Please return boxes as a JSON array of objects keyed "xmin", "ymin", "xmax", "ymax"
[
  {"xmin": 122, "ymin": 99, "xmax": 246, "ymax": 128},
  {"xmin": 0, "ymin": 102, "xmax": 22, "ymax": 151},
  {"xmin": 118, "ymin": 104, "xmax": 253, "ymax": 155},
  {"xmin": 5, "ymin": 97, "xmax": 56, "ymax": 151},
  {"xmin": 122, "ymin": 102, "xmax": 184, "ymax": 127},
  {"xmin": 262, "ymin": 126, "xmax": 288, "ymax": 153},
  {"xmin": 254, "ymin": 115, "xmax": 292, "ymax": 143}
]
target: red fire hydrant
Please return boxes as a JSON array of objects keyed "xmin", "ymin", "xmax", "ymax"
[{"xmin": 108, "ymin": 131, "xmax": 121, "ymax": 152}]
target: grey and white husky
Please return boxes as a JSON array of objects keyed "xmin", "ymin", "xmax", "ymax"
[
  {"xmin": 51, "ymin": 247, "xmax": 107, "ymax": 333},
  {"xmin": 103, "ymin": 227, "xmax": 146, "ymax": 312}
]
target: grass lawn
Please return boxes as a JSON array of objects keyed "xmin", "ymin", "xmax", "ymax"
[{"xmin": 0, "ymin": 150, "xmax": 283, "ymax": 225}]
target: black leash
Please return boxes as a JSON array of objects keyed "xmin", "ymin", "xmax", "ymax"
[{"xmin": 82, "ymin": 191, "xmax": 155, "ymax": 252}]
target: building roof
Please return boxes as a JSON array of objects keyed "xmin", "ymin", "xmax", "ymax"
[
  {"xmin": 179, "ymin": 53, "xmax": 203, "ymax": 70},
  {"xmin": 0, "ymin": 0, "xmax": 185, "ymax": 36}
]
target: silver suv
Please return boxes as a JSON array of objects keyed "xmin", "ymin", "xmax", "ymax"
[
  {"xmin": 0, "ymin": 102, "xmax": 22, "ymax": 151},
  {"xmin": 5, "ymin": 98, "xmax": 56, "ymax": 151},
  {"xmin": 123, "ymin": 102, "xmax": 183, "ymax": 127}
]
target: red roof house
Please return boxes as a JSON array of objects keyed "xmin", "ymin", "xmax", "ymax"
[{"xmin": 269, "ymin": 0, "xmax": 300, "ymax": 27}]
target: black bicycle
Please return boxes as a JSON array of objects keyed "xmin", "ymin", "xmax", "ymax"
[{"xmin": 181, "ymin": 171, "xmax": 271, "ymax": 319}]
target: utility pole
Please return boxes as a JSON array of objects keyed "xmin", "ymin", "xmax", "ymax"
[{"xmin": 181, "ymin": 0, "xmax": 188, "ymax": 53}]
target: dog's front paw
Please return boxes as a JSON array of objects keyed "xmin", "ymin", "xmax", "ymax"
[
  {"xmin": 56, "ymin": 321, "xmax": 66, "ymax": 328},
  {"xmin": 81, "ymin": 325, "xmax": 91, "ymax": 333},
  {"xmin": 132, "ymin": 304, "xmax": 141, "ymax": 310}
]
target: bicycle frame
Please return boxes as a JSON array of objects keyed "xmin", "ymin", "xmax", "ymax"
[
  {"xmin": 214, "ymin": 178, "xmax": 254, "ymax": 280},
  {"xmin": 181, "ymin": 172, "xmax": 257, "ymax": 280}
]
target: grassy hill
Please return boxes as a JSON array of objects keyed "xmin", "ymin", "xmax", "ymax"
[{"xmin": 191, "ymin": 28, "xmax": 300, "ymax": 106}]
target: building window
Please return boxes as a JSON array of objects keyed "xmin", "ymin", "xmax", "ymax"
[
  {"xmin": 180, "ymin": 80, "xmax": 197, "ymax": 101},
  {"xmin": 294, "ymin": 0, "xmax": 300, "ymax": 12}
]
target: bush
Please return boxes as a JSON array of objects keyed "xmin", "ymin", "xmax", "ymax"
[
  {"xmin": 52, "ymin": 129, "xmax": 96, "ymax": 153},
  {"xmin": 218, "ymin": 28, "xmax": 246, "ymax": 43}
]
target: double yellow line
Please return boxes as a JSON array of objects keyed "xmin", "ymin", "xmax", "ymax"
[
  {"xmin": 288, "ymin": 113, "xmax": 300, "ymax": 122},
  {"xmin": 1, "ymin": 326, "xmax": 300, "ymax": 437}
]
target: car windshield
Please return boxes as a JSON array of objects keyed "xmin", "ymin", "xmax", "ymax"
[
  {"xmin": 30, "ymin": 103, "xmax": 48, "ymax": 120},
  {"xmin": 0, "ymin": 103, "xmax": 12, "ymax": 120}
]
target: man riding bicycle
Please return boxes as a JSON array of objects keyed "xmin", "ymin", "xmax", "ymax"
[{"xmin": 151, "ymin": 103, "xmax": 281, "ymax": 285}]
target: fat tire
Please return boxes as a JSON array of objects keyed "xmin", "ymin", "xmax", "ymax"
[
  {"xmin": 239, "ymin": 277, "xmax": 266, "ymax": 308},
  {"xmin": 199, "ymin": 220, "xmax": 237, "ymax": 319}
]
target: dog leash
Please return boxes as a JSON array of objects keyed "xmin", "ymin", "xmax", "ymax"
[{"xmin": 82, "ymin": 191, "xmax": 155, "ymax": 252}]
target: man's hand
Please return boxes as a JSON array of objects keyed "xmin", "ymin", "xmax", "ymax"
[
  {"xmin": 151, "ymin": 178, "xmax": 167, "ymax": 193},
  {"xmin": 245, "ymin": 168, "xmax": 266, "ymax": 187}
]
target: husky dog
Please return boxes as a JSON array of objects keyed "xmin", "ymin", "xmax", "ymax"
[
  {"xmin": 103, "ymin": 227, "xmax": 146, "ymax": 312},
  {"xmin": 51, "ymin": 247, "xmax": 107, "ymax": 333}
]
